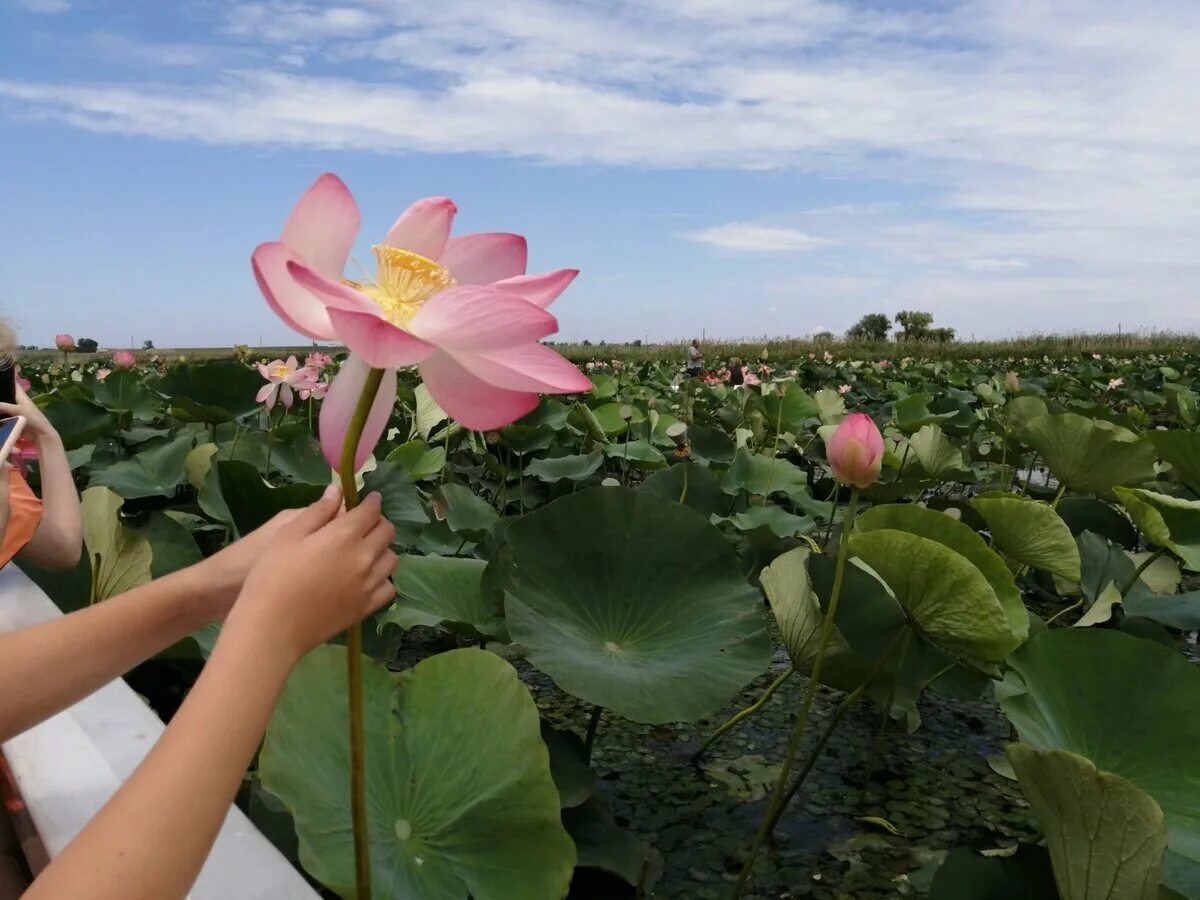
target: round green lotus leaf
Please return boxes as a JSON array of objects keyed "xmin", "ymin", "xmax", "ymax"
[
  {"xmin": 385, "ymin": 555, "xmax": 508, "ymax": 642},
  {"xmin": 847, "ymin": 529, "xmax": 1019, "ymax": 663},
  {"xmin": 905, "ymin": 424, "xmax": 965, "ymax": 478},
  {"xmin": 1006, "ymin": 744, "xmax": 1166, "ymax": 900},
  {"xmin": 1114, "ymin": 487, "xmax": 1200, "ymax": 571},
  {"xmin": 260, "ymin": 646, "xmax": 574, "ymax": 900},
  {"xmin": 971, "ymin": 493, "xmax": 1081, "ymax": 582},
  {"xmin": 998, "ymin": 629, "xmax": 1200, "ymax": 895},
  {"xmin": 638, "ymin": 462, "xmax": 727, "ymax": 517},
  {"xmin": 856, "ymin": 503, "xmax": 1027, "ymax": 645},
  {"xmin": 1021, "ymin": 412, "xmax": 1156, "ymax": 492},
  {"xmin": 502, "ymin": 487, "xmax": 771, "ymax": 723}
]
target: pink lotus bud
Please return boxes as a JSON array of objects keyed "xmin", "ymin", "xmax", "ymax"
[
  {"xmin": 55, "ymin": 334, "xmax": 75, "ymax": 352},
  {"xmin": 1004, "ymin": 371, "xmax": 1019, "ymax": 394},
  {"xmin": 113, "ymin": 350, "xmax": 137, "ymax": 370},
  {"xmin": 826, "ymin": 412, "xmax": 884, "ymax": 490}
]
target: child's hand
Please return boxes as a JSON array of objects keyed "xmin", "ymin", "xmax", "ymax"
[{"xmin": 224, "ymin": 492, "xmax": 397, "ymax": 660}]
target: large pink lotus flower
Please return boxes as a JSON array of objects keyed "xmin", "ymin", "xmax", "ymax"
[
  {"xmin": 252, "ymin": 174, "xmax": 590, "ymax": 467},
  {"xmin": 255, "ymin": 356, "xmax": 312, "ymax": 410},
  {"xmin": 827, "ymin": 412, "xmax": 884, "ymax": 490},
  {"xmin": 54, "ymin": 334, "xmax": 74, "ymax": 352},
  {"xmin": 113, "ymin": 350, "xmax": 137, "ymax": 370}
]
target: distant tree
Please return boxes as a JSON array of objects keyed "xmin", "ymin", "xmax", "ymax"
[
  {"xmin": 582, "ymin": 339, "xmax": 592, "ymax": 347},
  {"xmin": 813, "ymin": 330, "xmax": 835, "ymax": 341},
  {"xmin": 632, "ymin": 339, "xmax": 643, "ymax": 347},
  {"xmin": 894, "ymin": 310, "xmax": 935, "ymax": 341},
  {"xmin": 142, "ymin": 339, "xmax": 154, "ymax": 350},
  {"xmin": 76, "ymin": 337, "xmax": 99, "ymax": 353},
  {"xmin": 928, "ymin": 327, "xmax": 956, "ymax": 343},
  {"xmin": 846, "ymin": 313, "xmax": 891, "ymax": 341}
]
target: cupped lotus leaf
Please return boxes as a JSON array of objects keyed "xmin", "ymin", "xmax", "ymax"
[
  {"xmin": 41, "ymin": 396, "xmax": 121, "ymax": 449},
  {"xmin": 205, "ymin": 460, "xmax": 324, "ymax": 537},
  {"xmin": 688, "ymin": 423, "xmax": 734, "ymax": 464},
  {"xmin": 260, "ymin": 646, "xmax": 575, "ymax": 900},
  {"xmin": 568, "ymin": 402, "xmax": 609, "ymax": 444},
  {"xmin": 847, "ymin": 529, "xmax": 1018, "ymax": 663},
  {"xmin": 1006, "ymin": 744, "xmax": 1167, "ymax": 900},
  {"xmin": 185, "ymin": 442, "xmax": 218, "ymax": 490},
  {"xmin": 363, "ymin": 461, "xmax": 430, "ymax": 548},
  {"xmin": 856, "ymin": 503, "xmax": 1027, "ymax": 646},
  {"xmin": 892, "ymin": 393, "xmax": 957, "ymax": 433},
  {"xmin": 271, "ymin": 432, "xmax": 334, "ymax": 485},
  {"xmin": 722, "ymin": 448, "xmax": 808, "ymax": 498},
  {"xmin": 385, "ymin": 440, "xmax": 447, "ymax": 481},
  {"xmin": 500, "ymin": 424, "xmax": 555, "ymax": 455},
  {"xmin": 603, "ymin": 439, "xmax": 665, "ymax": 470},
  {"xmin": 813, "ymin": 388, "xmax": 846, "ymax": 424},
  {"xmin": 432, "ymin": 483, "xmax": 498, "ymax": 541},
  {"xmin": 906, "ymin": 424, "xmax": 964, "ymax": 478},
  {"xmin": 647, "ymin": 410, "xmax": 685, "ymax": 446},
  {"xmin": 998, "ymin": 628, "xmax": 1200, "ymax": 894},
  {"xmin": 1022, "ymin": 412, "xmax": 1156, "ymax": 492},
  {"xmin": 760, "ymin": 547, "xmax": 845, "ymax": 671},
  {"xmin": 89, "ymin": 370, "xmax": 161, "ymax": 419},
  {"xmin": 89, "ymin": 431, "xmax": 196, "ymax": 499},
  {"xmin": 502, "ymin": 487, "xmax": 771, "ymax": 724},
  {"xmin": 526, "ymin": 451, "xmax": 604, "ymax": 483},
  {"xmin": 1001, "ymin": 395, "xmax": 1049, "ymax": 432},
  {"xmin": 80, "ymin": 486, "xmax": 152, "ymax": 602},
  {"xmin": 971, "ymin": 493, "xmax": 1081, "ymax": 581},
  {"xmin": 411, "ymin": 382, "xmax": 447, "ymax": 440},
  {"xmin": 1114, "ymin": 487, "xmax": 1200, "ymax": 570},
  {"xmin": 638, "ymin": 462, "xmax": 726, "ymax": 517},
  {"xmin": 157, "ymin": 360, "xmax": 265, "ymax": 423},
  {"xmin": 386, "ymin": 555, "xmax": 507, "ymax": 641},
  {"xmin": 592, "ymin": 403, "xmax": 642, "ymax": 436},
  {"xmin": 1147, "ymin": 430, "xmax": 1200, "ymax": 494},
  {"xmin": 760, "ymin": 382, "xmax": 819, "ymax": 434}
]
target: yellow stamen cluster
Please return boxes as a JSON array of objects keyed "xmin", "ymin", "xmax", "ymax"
[{"xmin": 346, "ymin": 245, "xmax": 456, "ymax": 328}]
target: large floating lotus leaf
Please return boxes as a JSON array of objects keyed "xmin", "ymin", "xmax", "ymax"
[
  {"xmin": 638, "ymin": 462, "xmax": 727, "ymax": 517},
  {"xmin": 1114, "ymin": 487, "xmax": 1200, "ymax": 570},
  {"xmin": 503, "ymin": 487, "xmax": 771, "ymax": 724},
  {"xmin": 525, "ymin": 451, "xmax": 604, "ymax": 483},
  {"xmin": 260, "ymin": 646, "xmax": 575, "ymax": 900},
  {"xmin": 1021, "ymin": 412, "xmax": 1156, "ymax": 492},
  {"xmin": 157, "ymin": 360, "xmax": 265, "ymax": 423},
  {"xmin": 89, "ymin": 431, "xmax": 196, "ymax": 500},
  {"xmin": 386, "ymin": 554, "xmax": 507, "ymax": 642},
  {"xmin": 848, "ymin": 529, "xmax": 1019, "ymax": 663},
  {"xmin": 432, "ymin": 483, "xmax": 498, "ymax": 542},
  {"xmin": 80, "ymin": 486, "xmax": 153, "ymax": 602},
  {"xmin": 906, "ymin": 424, "xmax": 964, "ymax": 478},
  {"xmin": 1147, "ymin": 430, "xmax": 1200, "ymax": 494},
  {"xmin": 1007, "ymin": 744, "xmax": 1166, "ymax": 900},
  {"xmin": 929, "ymin": 845, "xmax": 1059, "ymax": 900},
  {"xmin": 856, "ymin": 503, "xmax": 1027, "ymax": 646},
  {"xmin": 971, "ymin": 493, "xmax": 1081, "ymax": 581},
  {"xmin": 998, "ymin": 629, "xmax": 1200, "ymax": 894},
  {"xmin": 760, "ymin": 547, "xmax": 845, "ymax": 671},
  {"xmin": 721, "ymin": 448, "xmax": 808, "ymax": 498}
]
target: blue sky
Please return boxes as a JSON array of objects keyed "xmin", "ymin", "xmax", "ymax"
[{"xmin": 2, "ymin": 0, "xmax": 1199, "ymax": 348}]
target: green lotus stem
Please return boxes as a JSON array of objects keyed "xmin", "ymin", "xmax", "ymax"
[
  {"xmin": 822, "ymin": 483, "xmax": 842, "ymax": 546},
  {"xmin": 679, "ymin": 459, "xmax": 689, "ymax": 504},
  {"xmin": 1020, "ymin": 453, "xmax": 1039, "ymax": 497},
  {"xmin": 583, "ymin": 705, "xmax": 603, "ymax": 763},
  {"xmin": 732, "ymin": 487, "xmax": 861, "ymax": 897},
  {"xmin": 693, "ymin": 667, "xmax": 795, "ymax": 760},
  {"xmin": 518, "ymin": 452, "xmax": 526, "ymax": 514},
  {"xmin": 264, "ymin": 404, "xmax": 281, "ymax": 478},
  {"xmin": 761, "ymin": 402, "xmax": 784, "ymax": 505},
  {"xmin": 1123, "ymin": 546, "xmax": 1166, "ymax": 595},
  {"xmin": 1050, "ymin": 481, "xmax": 1067, "ymax": 509},
  {"xmin": 1045, "ymin": 597, "xmax": 1083, "ymax": 626},
  {"xmin": 338, "ymin": 365, "xmax": 386, "ymax": 900}
]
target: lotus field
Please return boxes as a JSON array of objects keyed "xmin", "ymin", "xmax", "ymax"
[{"xmin": 16, "ymin": 177, "xmax": 1200, "ymax": 900}]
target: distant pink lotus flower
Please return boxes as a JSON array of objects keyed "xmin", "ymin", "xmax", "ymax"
[
  {"xmin": 1107, "ymin": 377, "xmax": 1124, "ymax": 390},
  {"xmin": 252, "ymin": 173, "xmax": 590, "ymax": 468},
  {"xmin": 305, "ymin": 351, "xmax": 333, "ymax": 369},
  {"xmin": 295, "ymin": 366, "xmax": 329, "ymax": 401},
  {"xmin": 838, "ymin": 384, "xmax": 852, "ymax": 395},
  {"xmin": 55, "ymin": 334, "xmax": 75, "ymax": 352},
  {"xmin": 113, "ymin": 350, "xmax": 137, "ymax": 370},
  {"xmin": 743, "ymin": 372, "xmax": 761, "ymax": 386},
  {"xmin": 255, "ymin": 356, "xmax": 310, "ymax": 410},
  {"xmin": 827, "ymin": 412, "xmax": 884, "ymax": 490},
  {"xmin": 96, "ymin": 368, "xmax": 112, "ymax": 381}
]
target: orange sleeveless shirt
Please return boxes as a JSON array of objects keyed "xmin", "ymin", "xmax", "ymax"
[{"xmin": 1, "ymin": 472, "xmax": 43, "ymax": 569}]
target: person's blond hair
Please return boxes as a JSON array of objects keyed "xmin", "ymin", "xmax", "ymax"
[{"xmin": 0, "ymin": 319, "xmax": 15, "ymax": 363}]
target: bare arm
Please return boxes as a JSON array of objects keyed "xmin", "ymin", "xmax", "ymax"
[
  {"xmin": 0, "ymin": 492, "xmax": 324, "ymax": 743},
  {"xmin": 24, "ymin": 494, "xmax": 395, "ymax": 900},
  {"xmin": 3, "ymin": 387, "xmax": 82, "ymax": 571}
]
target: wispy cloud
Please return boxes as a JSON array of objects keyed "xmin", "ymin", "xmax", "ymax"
[
  {"xmin": 13, "ymin": 0, "xmax": 69, "ymax": 12},
  {"xmin": 683, "ymin": 222, "xmax": 832, "ymax": 253}
]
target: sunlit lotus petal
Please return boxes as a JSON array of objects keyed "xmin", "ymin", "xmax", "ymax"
[{"xmin": 319, "ymin": 354, "xmax": 398, "ymax": 469}]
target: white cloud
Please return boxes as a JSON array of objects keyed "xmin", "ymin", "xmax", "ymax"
[
  {"xmin": 963, "ymin": 257, "xmax": 1029, "ymax": 273},
  {"xmin": 14, "ymin": 0, "xmax": 69, "ymax": 11},
  {"xmin": 683, "ymin": 222, "xmax": 832, "ymax": 252}
]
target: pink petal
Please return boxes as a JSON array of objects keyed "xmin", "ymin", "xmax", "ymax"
[
  {"xmin": 253, "ymin": 242, "xmax": 339, "ymax": 341},
  {"xmin": 328, "ymin": 308, "xmax": 437, "ymax": 370},
  {"xmin": 453, "ymin": 344, "xmax": 592, "ymax": 393},
  {"xmin": 490, "ymin": 269, "xmax": 579, "ymax": 309},
  {"xmin": 285, "ymin": 355, "xmax": 299, "ymax": 371},
  {"xmin": 418, "ymin": 351, "xmax": 538, "ymax": 430},
  {"xmin": 280, "ymin": 384, "xmax": 294, "ymax": 408},
  {"xmin": 384, "ymin": 196, "xmax": 457, "ymax": 260},
  {"xmin": 285, "ymin": 259, "xmax": 379, "ymax": 315},
  {"xmin": 319, "ymin": 355, "xmax": 398, "ymax": 471},
  {"xmin": 439, "ymin": 233, "xmax": 528, "ymax": 284},
  {"xmin": 256, "ymin": 383, "xmax": 276, "ymax": 404},
  {"xmin": 408, "ymin": 285, "xmax": 557, "ymax": 350},
  {"xmin": 256, "ymin": 362, "xmax": 272, "ymax": 379},
  {"xmin": 280, "ymin": 173, "xmax": 359, "ymax": 278}
]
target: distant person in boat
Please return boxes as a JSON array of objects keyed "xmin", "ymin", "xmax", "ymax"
[
  {"xmin": 686, "ymin": 338, "xmax": 704, "ymax": 377},
  {"xmin": 728, "ymin": 357, "xmax": 745, "ymax": 386}
]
